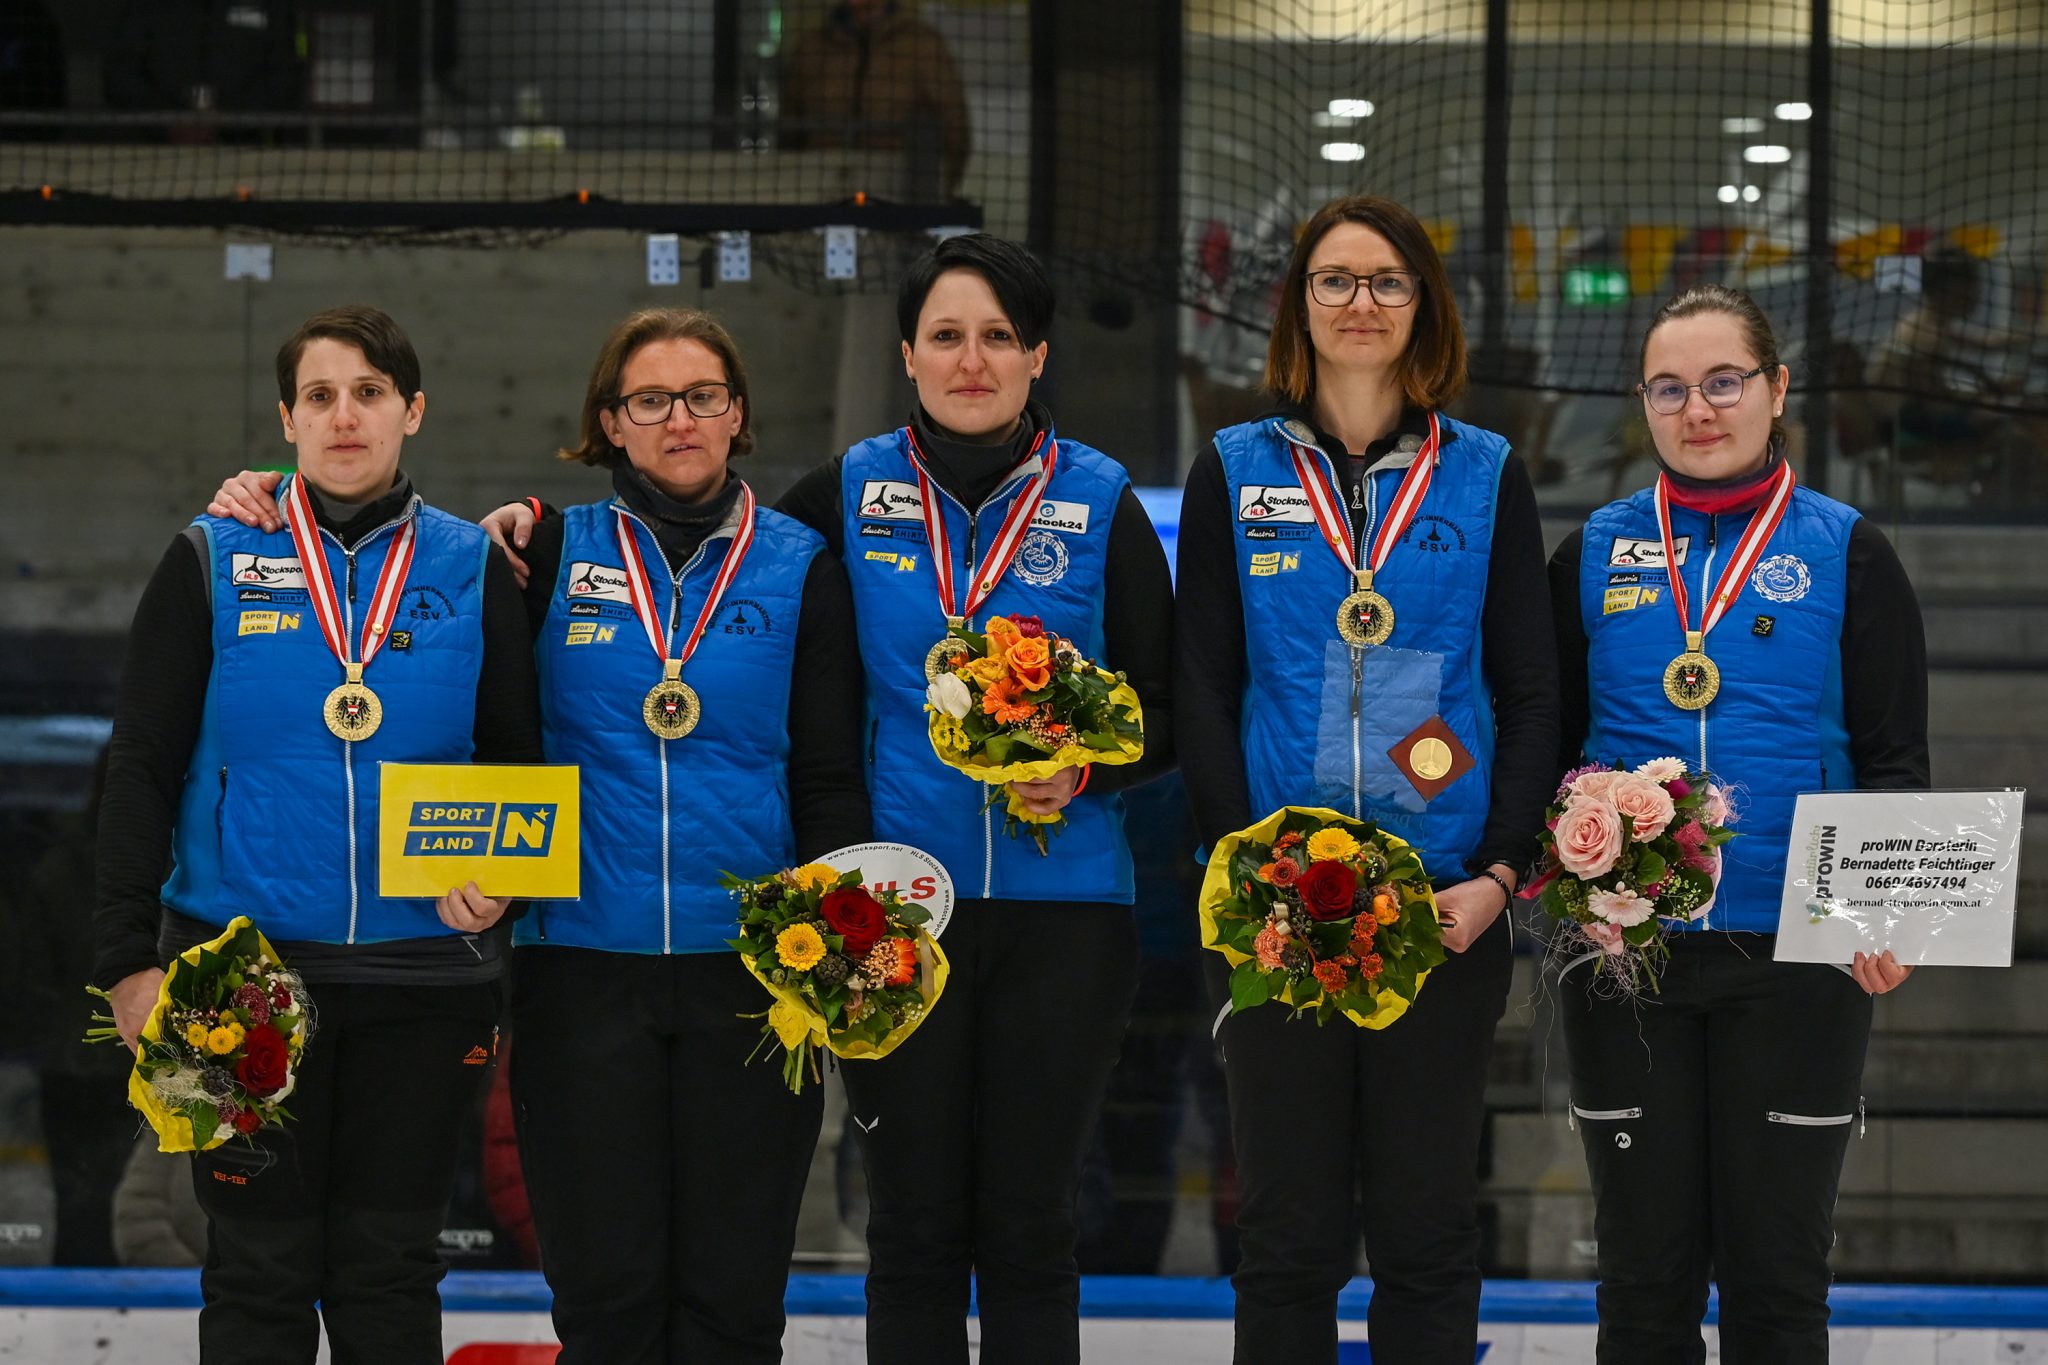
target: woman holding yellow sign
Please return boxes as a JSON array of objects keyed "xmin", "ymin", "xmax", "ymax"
[
  {"xmin": 94, "ymin": 305, "xmax": 543, "ymax": 1365},
  {"xmin": 1174, "ymin": 196, "xmax": 1559, "ymax": 1362}
]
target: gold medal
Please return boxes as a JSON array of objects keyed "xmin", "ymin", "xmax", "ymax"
[
  {"xmin": 1335, "ymin": 570, "xmax": 1394, "ymax": 647},
  {"xmin": 323, "ymin": 663, "xmax": 383, "ymax": 740},
  {"xmin": 923, "ymin": 616, "xmax": 968, "ymax": 681},
  {"xmin": 1409, "ymin": 736, "xmax": 1453, "ymax": 780},
  {"xmin": 643, "ymin": 660, "xmax": 702, "ymax": 739},
  {"xmin": 1663, "ymin": 632, "xmax": 1720, "ymax": 710}
]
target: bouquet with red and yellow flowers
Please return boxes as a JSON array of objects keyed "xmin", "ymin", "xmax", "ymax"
[
  {"xmin": 86, "ymin": 916, "xmax": 315, "ymax": 1152},
  {"xmin": 1199, "ymin": 808, "xmax": 1443, "ymax": 1029},
  {"xmin": 725, "ymin": 863, "xmax": 950, "ymax": 1093},
  {"xmin": 924, "ymin": 612, "xmax": 1144, "ymax": 852}
]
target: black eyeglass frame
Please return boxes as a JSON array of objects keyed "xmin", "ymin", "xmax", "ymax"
[{"xmin": 612, "ymin": 383, "xmax": 736, "ymax": 425}]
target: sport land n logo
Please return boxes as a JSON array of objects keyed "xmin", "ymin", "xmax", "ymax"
[{"xmin": 378, "ymin": 764, "xmax": 581, "ymax": 899}]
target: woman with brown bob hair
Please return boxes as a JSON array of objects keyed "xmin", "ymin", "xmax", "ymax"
[
  {"xmin": 206, "ymin": 306, "xmax": 869, "ymax": 1364},
  {"xmin": 1174, "ymin": 195, "xmax": 1559, "ymax": 1362}
]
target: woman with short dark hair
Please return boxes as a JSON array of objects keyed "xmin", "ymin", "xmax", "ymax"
[
  {"xmin": 771, "ymin": 231, "xmax": 1177, "ymax": 1365},
  {"xmin": 97, "ymin": 304, "xmax": 544, "ymax": 1365},
  {"xmin": 1174, "ymin": 195, "xmax": 1560, "ymax": 1363}
]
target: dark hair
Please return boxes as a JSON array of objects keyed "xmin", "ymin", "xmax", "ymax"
[
  {"xmin": 897, "ymin": 233, "xmax": 1055, "ymax": 349},
  {"xmin": 1264, "ymin": 195, "xmax": 1466, "ymax": 409},
  {"xmin": 559, "ymin": 308, "xmax": 755, "ymax": 466},
  {"xmin": 1639, "ymin": 284, "xmax": 1786, "ymax": 444},
  {"xmin": 275, "ymin": 305, "xmax": 421, "ymax": 406}
]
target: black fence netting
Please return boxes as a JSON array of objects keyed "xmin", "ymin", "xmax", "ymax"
[{"xmin": 2, "ymin": 2, "xmax": 2044, "ymax": 424}]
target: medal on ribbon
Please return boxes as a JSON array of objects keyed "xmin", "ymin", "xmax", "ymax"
[
  {"xmin": 617, "ymin": 482, "xmax": 757, "ymax": 740},
  {"xmin": 904, "ymin": 428, "xmax": 1061, "ymax": 680},
  {"xmin": 1653, "ymin": 460, "xmax": 1796, "ymax": 711},
  {"xmin": 1288, "ymin": 413, "xmax": 1442, "ymax": 649},
  {"xmin": 281, "ymin": 475, "xmax": 415, "ymax": 742}
]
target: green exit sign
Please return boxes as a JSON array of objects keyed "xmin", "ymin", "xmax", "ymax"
[{"xmin": 1564, "ymin": 268, "xmax": 1630, "ymax": 307}]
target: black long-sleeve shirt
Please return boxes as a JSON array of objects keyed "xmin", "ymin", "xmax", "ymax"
[
  {"xmin": 517, "ymin": 474, "xmax": 872, "ymax": 859},
  {"xmin": 1172, "ymin": 408, "xmax": 1561, "ymax": 875},
  {"xmin": 93, "ymin": 479, "xmax": 545, "ymax": 991},
  {"xmin": 1548, "ymin": 516, "xmax": 1930, "ymax": 789},
  {"xmin": 774, "ymin": 405, "xmax": 1178, "ymax": 794}
]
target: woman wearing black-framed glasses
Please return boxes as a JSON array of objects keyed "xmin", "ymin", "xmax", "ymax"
[{"xmin": 1548, "ymin": 284, "xmax": 1927, "ymax": 1360}]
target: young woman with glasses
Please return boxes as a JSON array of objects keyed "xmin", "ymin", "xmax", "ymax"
[
  {"xmin": 203, "ymin": 308, "xmax": 870, "ymax": 1364},
  {"xmin": 1548, "ymin": 283, "xmax": 1927, "ymax": 1361},
  {"xmin": 1174, "ymin": 194, "xmax": 1560, "ymax": 1363}
]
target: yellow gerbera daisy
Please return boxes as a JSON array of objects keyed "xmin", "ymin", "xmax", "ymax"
[
  {"xmin": 185, "ymin": 1022, "xmax": 211, "ymax": 1048},
  {"xmin": 788, "ymin": 863, "xmax": 841, "ymax": 894},
  {"xmin": 1306, "ymin": 828, "xmax": 1362, "ymax": 862},
  {"xmin": 775, "ymin": 922, "xmax": 828, "ymax": 971},
  {"xmin": 205, "ymin": 1027, "xmax": 238, "ymax": 1055}
]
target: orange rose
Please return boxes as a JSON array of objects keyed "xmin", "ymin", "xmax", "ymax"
[
  {"xmin": 1007, "ymin": 636, "xmax": 1053, "ymax": 689},
  {"xmin": 984, "ymin": 616, "xmax": 1024, "ymax": 659}
]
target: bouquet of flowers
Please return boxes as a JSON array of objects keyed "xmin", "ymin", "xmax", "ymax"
[
  {"xmin": 924, "ymin": 612, "xmax": 1144, "ymax": 853},
  {"xmin": 85, "ymin": 916, "xmax": 315, "ymax": 1152},
  {"xmin": 725, "ymin": 863, "xmax": 951, "ymax": 1093},
  {"xmin": 1526, "ymin": 757, "xmax": 1737, "ymax": 991},
  {"xmin": 1199, "ymin": 807, "xmax": 1444, "ymax": 1029}
]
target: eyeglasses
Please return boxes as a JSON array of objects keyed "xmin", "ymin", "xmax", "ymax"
[
  {"xmin": 1306, "ymin": 268, "xmax": 1421, "ymax": 308},
  {"xmin": 1638, "ymin": 365, "xmax": 1767, "ymax": 416},
  {"xmin": 614, "ymin": 383, "xmax": 734, "ymax": 425}
]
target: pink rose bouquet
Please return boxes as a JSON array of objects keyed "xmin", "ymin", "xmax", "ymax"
[{"xmin": 1525, "ymin": 759, "xmax": 1737, "ymax": 991}]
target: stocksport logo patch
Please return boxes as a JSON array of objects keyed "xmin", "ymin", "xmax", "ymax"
[
  {"xmin": 1752, "ymin": 553, "xmax": 1812, "ymax": 603},
  {"xmin": 229, "ymin": 553, "xmax": 306, "ymax": 589},
  {"xmin": 1608, "ymin": 535, "xmax": 1688, "ymax": 569},
  {"xmin": 1014, "ymin": 529, "xmax": 1070, "ymax": 586},
  {"xmin": 564, "ymin": 561, "xmax": 632, "ymax": 604},
  {"xmin": 1030, "ymin": 498, "xmax": 1091, "ymax": 535},
  {"xmin": 1236, "ymin": 485, "xmax": 1314, "ymax": 524},
  {"xmin": 858, "ymin": 480, "xmax": 925, "ymax": 521}
]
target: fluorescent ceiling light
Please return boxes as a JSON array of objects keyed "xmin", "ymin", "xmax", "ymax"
[
  {"xmin": 1328, "ymin": 99, "xmax": 1375, "ymax": 118},
  {"xmin": 1774, "ymin": 102, "xmax": 1813, "ymax": 120},
  {"xmin": 1742, "ymin": 184, "xmax": 1762, "ymax": 203},
  {"xmin": 1722, "ymin": 117, "xmax": 1765, "ymax": 134},
  {"xmin": 1743, "ymin": 145, "xmax": 1792, "ymax": 164},
  {"xmin": 1320, "ymin": 142, "xmax": 1366, "ymax": 162},
  {"xmin": 1717, "ymin": 185, "xmax": 1740, "ymax": 204}
]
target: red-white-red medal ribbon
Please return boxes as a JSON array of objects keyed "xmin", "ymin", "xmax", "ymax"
[
  {"xmin": 281, "ymin": 473, "xmax": 416, "ymax": 680},
  {"xmin": 1653, "ymin": 459, "xmax": 1796, "ymax": 649},
  {"xmin": 904, "ymin": 428, "xmax": 1060, "ymax": 623},
  {"xmin": 1287, "ymin": 411, "xmax": 1442, "ymax": 580},
  {"xmin": 615, "ymin": 481, "xmax": 758, "ymax": 675}
]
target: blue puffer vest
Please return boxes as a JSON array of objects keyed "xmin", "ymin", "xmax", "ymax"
[
  {"xmin": 1578, "ymin": 483, "xmax": 1858, "ymax": 930},
  {"xmin": 842, "ymin": 426, "xmax": 1134, "ymax": 901},
  {"xmin": 522, "ymin": 495, "xmax": 822, "ymax": 953},
  {"xmin": 1215, "ymin": 413, "xmax": 1507, "ymax": 879},
  {"xmin": 165, "ymin": 486, "xmax": 488, "ymax": 943}
]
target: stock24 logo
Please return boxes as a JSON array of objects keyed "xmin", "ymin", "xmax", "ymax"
[{"xmin": 403, "ymin": 803, "xmax": 558, "ymax": 857}]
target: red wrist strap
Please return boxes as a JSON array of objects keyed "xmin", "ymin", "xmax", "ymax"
[
  {"xmin": 1072, "ymin": 764, "xmax": 1092, "ymax": 796},
  {"xmin": 525, "ymin": 496, "xmax": 544, "ymax": 520}
]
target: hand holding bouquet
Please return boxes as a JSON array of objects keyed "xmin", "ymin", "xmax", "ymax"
[
  {"xmin": 1526, "ymin": 757, "xmax": 1737, "ymax": 990},
  {"xmin": 86, "ymin": 916, "xmax": 315, "ymax": 1152},
  {"xmin": 924, "ymin": 612, "xmax": 1144, "ymax": 853},
  {"xmin": 1199, "ymin": 807, "xmax": 1443, "ymax": 1029},
  {"xmin": 725, "ymin": 863, "xmax": 950, "ymax": 1093}
]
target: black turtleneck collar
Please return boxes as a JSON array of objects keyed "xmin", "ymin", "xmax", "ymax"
[
  {"xmin": 305, "ymin": 471, "xmax": 415, "ymax": 548},
  {"xmin": 612, "ymin": 462, "xmax": 743, "ymax": 575},
  {"xmin": 1263, "ymin": 399, "xmax": 1446, "ymax": 464},
  {"xmin": 907, "ymin": 398, "xmax": 1050, "ymax": 511}
]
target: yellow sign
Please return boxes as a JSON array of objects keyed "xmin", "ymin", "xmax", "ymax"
[
  {"xmin": 1602, "ymin": 585, "xmax": 1661, "ymax": 615},
  {"xmin": 238, "ymin": 610, "xmax": 301, "ymax": 635},
  {"xmin": 1249, "ymin": 552, "xmax": 1300, "ymax": 577},
  {"xmin": 377, "ymin": 763, "xmax": 580, "ymax": 900}
]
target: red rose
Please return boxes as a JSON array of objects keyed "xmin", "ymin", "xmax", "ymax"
[
  {"xmin": 1297, "ymin": 860, "xmax": 1359, "ymax": 921},
  {"xmin": 819, "ymin": 887, "xmax": 889, "ymax": 960},
  {"xmin": 1007, "ymin": 613, "xmax": 1046, "ymax": 638},
  {"xmin": 234, "ymin": 1024, "xmax": 290, "ymax": 1098},
  {"xmin": 233, "ymin": 1108, "xmax": 262, "ymax": 1135}
]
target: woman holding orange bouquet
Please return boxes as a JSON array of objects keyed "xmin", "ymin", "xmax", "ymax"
[
  {"xmin": 1549, "ymin": 285, "xmax": 1926, "ymax": 1361},
  {"xmin": 1175, "ymin": 195, "xmax": 1559, "ymax": 1363},
  {"xmin": 774, "ymin": 232, "xmax": 1176, "ymax": 1365}
]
